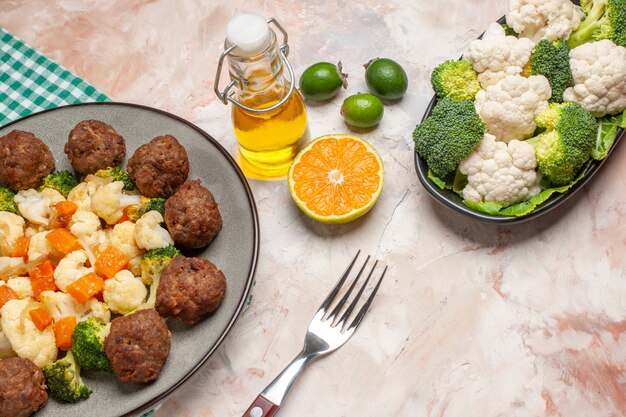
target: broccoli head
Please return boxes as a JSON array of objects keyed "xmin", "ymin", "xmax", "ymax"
[
  {"xmin": 0, "ymin": 187, "xmax": 16, "ymax": 213},
  {"xmin": 413, "ymin": 97, "xmax": 486, "ymax": 178},
  {"xmin": 94, "ymin": 166, "xmax": 135, "ymax": 191},
  {"xmin": 43, "ymin": 351, "xmax": 92, "ymax": 403},
  {"xmin": 141, "ymin": 245, "xmax": 182, "ymax": 308},
  {"xmin": 530, "ymin": 40, "xmax": 572, "ymax": 103},
  {"xmin": 527, "ymin": 102, "xmax": 598, "ymax": 186},
  {"xmin": 143, "ymin": 197, "xmax": 166, "ymax": 217},
  {"xmin": 71, "ymin": 318, "xmax": 112, "ymax": 372},
  {"xmin": 569, "ymin": 0, "xmax": 626, "ymax": 48},
  {"xmin": 39, "ymin": 170, "xmax": 78, "ymax": 197},
  {"xmin": 430, "ymin": 60, "xmax": 481, "ymax": 101}
]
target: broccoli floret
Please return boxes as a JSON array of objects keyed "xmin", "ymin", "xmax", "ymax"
[
  {"xmin": 71, "ymin": 318, "xmax": 112, "ymax": 372},
  {"xmin": 430, "ymin": 60, "xmax": 481, "ymax": 101},
  {"xmin": 39, "ymin": 170, "xmax": 78, "ymax": 197},
  {"xmin": 569, "ymin": 0, "xmax": 626, "ymax": 48},
  {"xmin": 143, "ymin": 197, "xmax": 166, "ymax": 216},
  {"xmin": 94, "ymin": 166, "xmax": 135, "ymax": 191},
  {"xmin": 526, "ymin": 102, "xmax": 598, "ymax": 186},
  {"xmin": 529, "ymin": 40, "xmax": 572, "ymax": 103},
  {"xmin": 43, "ymin": 351, "xmax": 92, "ymax": 403},
  {"xmin": 0, "ymin": 187, "xmax": 16, "ymax": 213},
  {"xmin": 141, "ymin": 245, "xmax": 182, "ymax": 307},
  {"xmin": 124, "ymin": 197, "xmax": 166, "ymax": 222},
  {"xmin": 413, "ymin": 97, "xmax": 486, "ymax": 178}
]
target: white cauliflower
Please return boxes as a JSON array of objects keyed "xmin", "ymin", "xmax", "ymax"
[
  {"xmin": 507, "ymin": 0, "xmax": 583, "ymax": 42},
  {"xmin": 69, "ymin": 209, "xmax": 109, "ymax": 254},
  {"xmin": 39, "ymin": 290, "xmax": 111, "ymax": 324},
  {"xmin": 0, "ymin": 257, "xmax": 25, "ymax": 278},
  {"xmin": 53, "ymin": 250, "xmax": 94, "ymax": 292},
  {"xmin": 91, "ymin": 181, "xmax": 141, "ymax": 225},
  {"xmin": 563, "ymin": 40, "xmax": 626, "ymax": 117},
  {"xmin": 14, "ymin": 188, "xmax": 65, "ymax": 226},
  {"xmin": 109, "ymin": 221, "xmax": 144, "ymax": 275},
  {"xmin": 464, "ymin": 22, "xmax": 535, "ymax": 87},
  {"xmin": 103, "ymin": 270, "xmax": 148, "ymax": 315},
  {"xmin": 1, "ymin": 299, "xmax": 57, "ymax": 367},
  {"xmin": 24, "ymin": 224, "xmax": 46, "ymax": 238},
  {"xmin": 459, "ymin": 134, "xmax": 541, "ymax": 206},
  {"xmin": 6, "ymin": 277, "xmax": 33, "ymax": 299},
  {"xmin": 67, "ymin": 174, "xmax": 112, "ymax": 211},
  {"xmin": 474, "ymin": 74, "xmax": 551, "ymax": 142},
  {"xmin": 0, "ymin": 211, "xmax": 24, "ymax": 256},
  {"xmin": 134, "ymin": 211, "xmax": 174, "ymax": 250},
  {"xmin": 27, "ymin": 231, "xmax": 54, "ymax": 262}
]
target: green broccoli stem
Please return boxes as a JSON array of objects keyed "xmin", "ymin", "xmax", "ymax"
[{"xmin": 569, "ymin": 2, "xmax": 607, "ymax": 48}]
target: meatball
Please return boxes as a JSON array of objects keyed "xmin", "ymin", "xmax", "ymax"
[
  {"xmin": 156, "ymin": 257, "xmax": 226, "ymax": 325},
  {"xmin": 0, "ymin": 357, "xmax": 47, "ymax": 417},
  {"xmin": 64, "ymin": 120, "xmax": 126, "ymax": 175},
  {"xmin": 104, "ymin": 308, "xmax": 170, "ymax": 384},
  {"xmin": 164, "ymin": 180, "xmax": 222, "ymax": 248},
  {"xmin": 126, "ymin": 135, "xmax": 189, "ymax": 198},
  {"xmin": 0, "ymin": 130, "xmax": 54, "ymax": 191}
]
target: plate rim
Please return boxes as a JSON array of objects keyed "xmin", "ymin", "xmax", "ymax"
[{"xmin": 0, "ymin": 101, "xmax": 260, "ymax": 416}]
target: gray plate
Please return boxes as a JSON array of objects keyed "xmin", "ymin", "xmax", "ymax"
[{"xmin": 0, "ymin": 102, "xmax": 259, "ymax": 417}]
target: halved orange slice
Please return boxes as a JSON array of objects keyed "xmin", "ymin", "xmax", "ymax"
[{"xmin": 288, "ymin": 134, "xmax": 384, "ymax": 224}]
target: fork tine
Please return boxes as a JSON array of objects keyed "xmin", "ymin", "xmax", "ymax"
[
  {"xmin": 317, "ymin": 250, "xmax": 361, "ymax": 315},
  {"xmin": 336, "ymin": 259, "xmax": 378, "ymax": 327},
  {"xmin": 345, "ymin": 266, "xmax": 387, "ymax": 331},
  {"xmin": 327, "ymin": 256, "xmax": 371, "ymax": 322}
]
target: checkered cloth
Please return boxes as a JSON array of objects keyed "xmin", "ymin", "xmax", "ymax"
[{"xmin": 0, "ymin": 27, "xmax": 109, "ymax": 127}]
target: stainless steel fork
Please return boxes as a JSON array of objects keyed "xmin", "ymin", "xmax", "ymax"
[{"xmin": 241, "ymin": 251, "xmax": 386, "ymax": 417}]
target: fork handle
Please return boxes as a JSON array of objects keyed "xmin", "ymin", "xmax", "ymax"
[{"xmin": 241, "ymin": 395, "xmax": 279, "ymax": 417}]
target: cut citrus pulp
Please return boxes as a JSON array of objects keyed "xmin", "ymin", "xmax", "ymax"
[{"xmin": 288, "ymin": 134, "xmax": 384, "ymax": 224}]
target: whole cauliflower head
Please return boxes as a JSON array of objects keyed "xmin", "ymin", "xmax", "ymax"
[
  {"xmin": 563, "ymin": 40, "xmax": 626, "ymax": 117},
  {"xmin": 475, "ymin": 74, "xmax": 551, "ymax": 142},
  {"xmin": 91, "ymin": 181, "xmax": 141, "ymax": 225},
  {"xmin": 103, "ymin": 270, "xmax": 148, "ymax": 315},
  {"xmin": 109, "ymin": 221, "xmax": 144, "ymax": 276},
  {"xmin": 134, "ymin": 211, "xmax": 174, "ymax": 250},
  {"xmin": 69, "ymin": 209, "xmax": 109, "ymax": 253},
  {"xmin": 0, "ymin": 212, "xmax": 24, "ymax": 256},
  {"xmin": 67, "ymin": 174, "xmax": 111, "ymax": 211},
  {"xmin": 507, "ymin": 0, "xmax": 583, "ymax": 42},
  {"xmin": 14, "ymin": 188, "xmax": 65, "ymax": 226},
  {"xmin": 1, "ymin": 299, "xmax": 57, "ymax": 367},
  {"xmin": 464, "ymin": 22, "xmax": 535, "ymax": 87},
  {"xmin": 39, "ymin": 290, "xmax": 111, "ymax": 324},
  {"xmin": 459, "ymin": 134, "xmax": 541, "ymax": 206},
  {"xmin": 53, "ymin": 250, "xmax": 94, "ymax": 292},
  {"xmin": 27, "ymin": 231, "xmax": 54, "ymax": 262}
]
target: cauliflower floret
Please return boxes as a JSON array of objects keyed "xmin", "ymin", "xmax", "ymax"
[
  {"xmin": 1, "ymin": 299, "xmax": 57, "ymax": 367},
  {"xmin": 109, "ymin": 221, "xmax": 144, "ymax": 276},
  {"xmin": 24, "ymin": 224, "xmax": 46, "ymax": 238},
  {"xmin": 6, "ymin": 277, "xmax": 33, "ymax": 299},
  {"xmin": 134, "ymin": 211, "xmax": 174, "ymax": 250},
  {"xmin": 459, "ymin": 134, "xmax": 541, "ymax": 206},
  {"xmin": 27, "ymin": 231, "xmax": 54, "ymax": 262},
  {"xmin": 69, "ymin": 209, "xmax": 109, "ymax": 254},
  {"xmin": 563, "ymin": 40, "xmax": 626, "ymax": 117},
  {"xmin": 103, "ymin": 270, "xmax": 148, "ymax": 315},
  {"xmin": 0, "ymin": 211, "xmax": 25, "ymax": 256},
  {"xmin": 507, "ymin": 0, "xmax": 583, "ymax": 42},
  {"xmin": 474, "ymin": 74, "xmax": 551, "ymax": 142},
  {"xmin": 91, "ymin": 181, "xmax": 141, "ymax": 225},
  {"xmin": 464, "ymin": 22, "xmax": 535, "ymax": 87},
  {"xmin": 0, "ymin": 257, "xmax": 25, "ymax": 278},
  {"xmin": 14, "ymin": 188, "xmax": 65, "ymax": 226},
  {"xmin": 67, "ymin": 174, "xmax": 112, "ymax": 211},
  {"xmin": 53, "ymin": 250, "xmax": 94, "ymax": 292},
  {"xmin": 39, "ymin": 290, "xmax": 111, "ymax": 324}
]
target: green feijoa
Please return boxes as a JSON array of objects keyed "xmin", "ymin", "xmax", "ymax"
[
  {"xmin": 340, "ymin": 93, "xmax": 384, "ymax": 128},
  {"xmin": 299, "ymin": 61, "xmax": 348, "ymax": 101},
  {"xmin": 364, "ymin": 57, "xmax": 408, "ymax": 100}
]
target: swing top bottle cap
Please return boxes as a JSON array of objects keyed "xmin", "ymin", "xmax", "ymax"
[{"xmin": 226, "ymin": 13, "xmax": 271, "ymax": 56}]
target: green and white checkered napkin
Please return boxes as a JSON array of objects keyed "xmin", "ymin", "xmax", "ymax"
[{"xmin": 0, "ymin": 27, "xmax": 109, "ymax": 127}]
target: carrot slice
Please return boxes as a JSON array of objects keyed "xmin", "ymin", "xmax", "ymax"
[
  {"xmin": 49, "ymin": 201, "xmax": 78, "ymax": 229},
  {"xmin": 67, "ymin": 272, "xmax": 104, "ymax": 304},
  {"xmin": 54, "ymin": 316, "xmax": 77, "ymax": 350},
  {"xmin": 29, "ymin": 307, "xmax": 53, "ymax": 331},
  {"xmin": 46, "ymin": 228, "xmax": 81, "ymax": 255},
  {"xmin": 0, "ymin": 286, "xmax": 18, "ymax": 308},
  {"xmin": 11, "ymin": 236, "xmax": 29, "ymax": 260},
  {"xmin": 29, "ymin": 260, "xmax": 57, "ymax": 299},
  {"xmin": 95, "ymin": 246, "xmax": 129, "ymax": 279}
]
